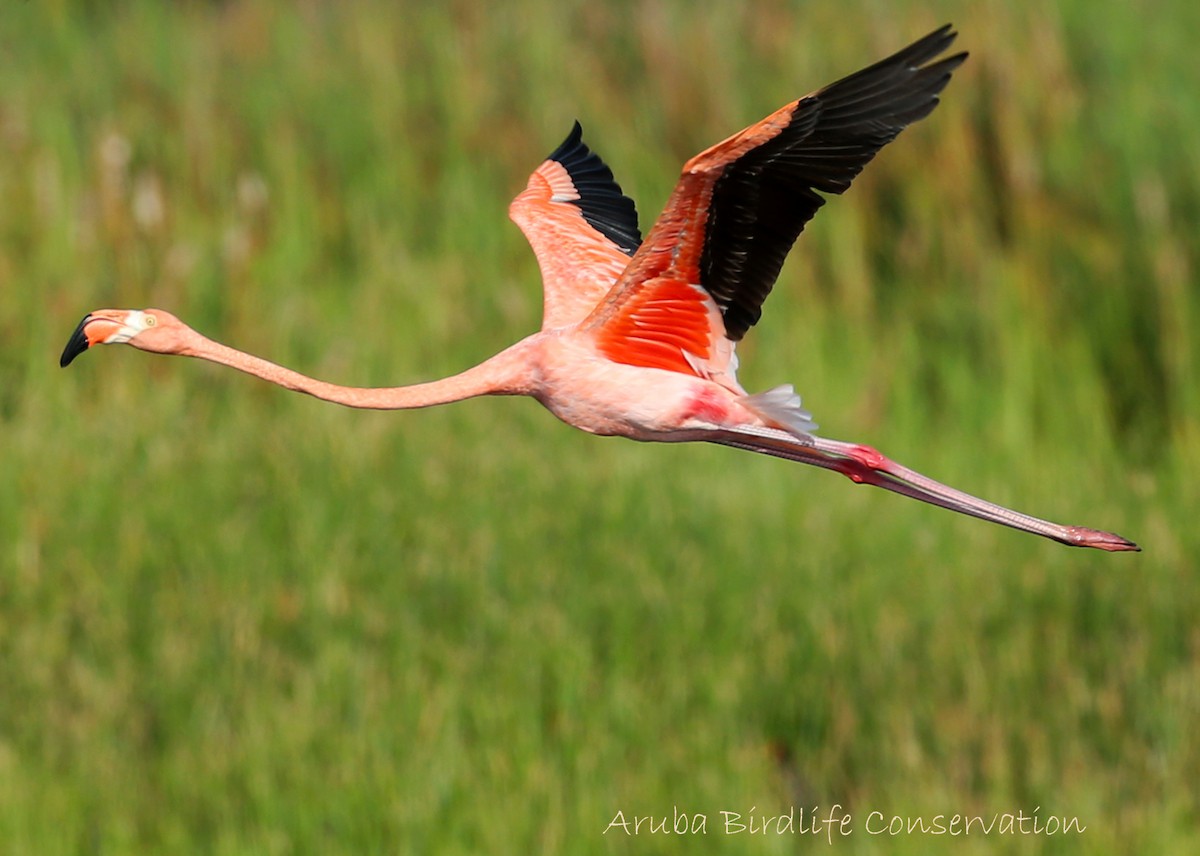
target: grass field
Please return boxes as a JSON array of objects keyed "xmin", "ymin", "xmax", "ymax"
[{"xmin": 2, "ymin": 1, "xmax": 1197, "ymax": 853}]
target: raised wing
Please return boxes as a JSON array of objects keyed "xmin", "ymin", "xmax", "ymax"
[
  {"xmin": 509, "ymin": 122, "xmax": 642, "ymax": 329},
  {"xmin": 585, "ymin": 25, "xmax": 966, "ymax": 374}
]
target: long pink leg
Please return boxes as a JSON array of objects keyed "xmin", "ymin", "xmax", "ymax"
[{"xmin": 709, "ymin": 426, "xmax": 1139, "ymax": 551}]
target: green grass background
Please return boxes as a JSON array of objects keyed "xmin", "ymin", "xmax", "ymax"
[{"xmin": 2, "ymin": 0, "xmax": 1197, "ymax": 852}]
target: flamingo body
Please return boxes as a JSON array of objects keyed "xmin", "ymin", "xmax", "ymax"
[
  {"xmin": 61, "ymin": 26, "xmax": 1139, "ymax": 552},
  {"xmin": 527, "ymin": 334, "xmax": 749, "ymax": 440}
]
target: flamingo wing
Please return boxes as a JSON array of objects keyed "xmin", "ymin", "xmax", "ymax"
[
  {"xmin": 585, "ymin": 25, "xmax": 966, "ymax": 375},
  {"xmin": 509, "ymin": 122, "xmax": 643, "ymax": 329}
]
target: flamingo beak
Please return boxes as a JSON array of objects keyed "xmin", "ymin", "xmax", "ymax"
[{"xmin": 60, "ymin": 314, "xmax": 121, "ymax": 367}]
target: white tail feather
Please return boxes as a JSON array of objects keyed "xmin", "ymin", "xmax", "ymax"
[{"xmin": 741, "ymin": 384, "xmax": 818, "ymax": 439}]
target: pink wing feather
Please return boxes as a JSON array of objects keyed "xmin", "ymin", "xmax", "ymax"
[
  {"xmin": 508, "ymin": 122, "xmax": 642, "ymax": 330},
  {"xmin": 584, "ymin": 26, "xmax": 965, "ymax": 377}
]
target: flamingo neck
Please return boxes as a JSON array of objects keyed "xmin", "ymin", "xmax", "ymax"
[{"xmin": 178, "ymin": 329, "xmax": 535, "ymax": 410}]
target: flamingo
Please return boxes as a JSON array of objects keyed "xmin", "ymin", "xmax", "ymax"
[{"xmin": 61, "ymin": 25, "xmax": 1138, "ymax": 551}]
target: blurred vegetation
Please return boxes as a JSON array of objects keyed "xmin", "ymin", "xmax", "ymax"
[{"xmin": 1, "ymin": 0, "xmax": 1196, "ymax": 853}]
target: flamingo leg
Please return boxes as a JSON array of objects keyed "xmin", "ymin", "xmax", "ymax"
[{"xmin": 708, "ymin": 426, "xmax": 1139, "ymax": 551}]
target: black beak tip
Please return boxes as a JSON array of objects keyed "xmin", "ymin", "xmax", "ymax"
[{"xmin": 60, "ymin": 316, "xmax": 91, "ymax": 368}]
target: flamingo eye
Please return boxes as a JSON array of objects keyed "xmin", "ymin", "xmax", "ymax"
[{"xmin": 143, "ymin": 314, "xmax": 157, "ymax": 327}]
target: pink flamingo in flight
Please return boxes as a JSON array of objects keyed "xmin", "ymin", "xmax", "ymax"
[{"xmin": 61, "ymin": 25, "xmax": 1138, "ymax": 551}]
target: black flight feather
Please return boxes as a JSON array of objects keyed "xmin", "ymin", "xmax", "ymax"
[
  {"xmin": 547, "ymin": 121, "xmax": 643, "ymax": 256},
  {"xmin": 699, "ymin": 25, "xmax": 967, "ymax": 341}
]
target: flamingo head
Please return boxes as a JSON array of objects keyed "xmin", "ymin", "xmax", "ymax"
[{"xmin": 60, "ymin": 308, "xmax": 188, "ymax": 367}]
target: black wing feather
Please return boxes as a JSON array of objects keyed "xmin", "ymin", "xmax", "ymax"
[
  {"xmin": 548, "ymin": 122, "xmax": 643, "ymax": 256},
  {"xmin": 700, "ymin": 25, "xmax": 967, "ymax": 340}
]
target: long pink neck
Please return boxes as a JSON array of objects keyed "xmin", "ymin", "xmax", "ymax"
[{"xmin": 178, "ymin": 329, "xmax": 535, "ymax": 410}]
